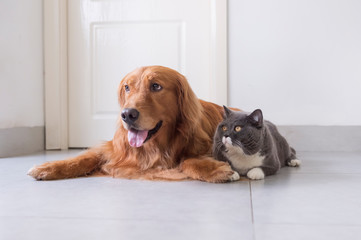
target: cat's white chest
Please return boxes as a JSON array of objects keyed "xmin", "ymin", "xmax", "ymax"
[{"xmin": 222, "ymin": 137, "xmax": 264, "ymax": 175}]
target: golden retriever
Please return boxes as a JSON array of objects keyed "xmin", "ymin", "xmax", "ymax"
[{"xmin": 28, "ymin": 66, "xmax": 240, "ymax": 183}]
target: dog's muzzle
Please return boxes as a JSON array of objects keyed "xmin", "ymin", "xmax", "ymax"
[{"xmin": 121, "ymin": 108, "xmax": 139, "ymax": 126}]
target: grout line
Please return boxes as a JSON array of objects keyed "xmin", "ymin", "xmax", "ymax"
[
  {"xmin": 297, "ymin": 151, "xmax": 361, "ymax": 153},
  {"xmin": 0, "ymin": 215, "xmax": 221, "ymax": 223},
  {"xmin": 249, "ymin": 181, "xmax": 256, "ymax": 240},
  {"xmin": 249, "ymin": 182, "xmax": 254, "ymax": 224},
  {"xmin": 281, "ymin": 172, "xmax": 361, "ymax": 175}
]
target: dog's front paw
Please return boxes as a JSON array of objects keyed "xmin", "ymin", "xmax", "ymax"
[
  {"xmin": 181, "ymin": 158, "xmax": 244, "ymax": 183},
  {"xmin": 229, "ymin": 171, "xmax": 240, "ymax": 181},
  {"xmin": 27, "ymin": 163, "xmax": 56, "ymax": 180},
  {"xmin": 209, "ymin": 163, "xmax": 241, "ymax": 183}
]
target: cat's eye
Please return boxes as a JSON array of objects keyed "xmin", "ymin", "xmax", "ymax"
[
  {"xmin": 235, "ymin": 126, "xmax": 242, "ymax": 132},
  {"xmin": 124, "ymin": 85, "xmax": 130, "ymax": 92},
  {"xmin": 222, "ymin": 126, "xmax": 227, "ymax": 131}
]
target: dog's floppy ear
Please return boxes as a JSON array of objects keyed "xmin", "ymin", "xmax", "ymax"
[
  {"xmin": 176, "ymin": 73, "xmax": 202, "ymax": 139},
  {"xmin": 118, "ymin": 78, "xmax": 126, "ymax": 107}
]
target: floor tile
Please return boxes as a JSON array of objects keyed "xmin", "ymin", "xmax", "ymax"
[
  {"xmin": 0, "ymin": 151, "xmax": 254, "ymax": 240},
  {"xmin": 2, "ymin": 150, "xmax": 361, "ymax": 240},
  {"xmin": 296, "ymin": 151, "xmax": 361, "ymax": 174},
  {"xmin": 0, "ymin": 177, "xmax": 252, "ymax": 222},
  {"xmin": 0, "ymin": 150, "xmax": 83, "ymax": 187},
  {"xmin": 0, "ymin": 216, "xmax": 252, "ymax": 240},
  {"xmin": 251, "ymin": 173, "xmax": 361, "ymax": 225},
  {"xmin": 254, "ymin": 223, "xmax": 361, "ymax": 240}
]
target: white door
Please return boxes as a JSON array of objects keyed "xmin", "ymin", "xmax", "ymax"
[{"xmin": 68, "ymin": 0, "xmax": 227, "ymax": 147}]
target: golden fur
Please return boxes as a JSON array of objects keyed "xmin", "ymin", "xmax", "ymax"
[{"xmin": 28, "ymin": 66, "xmax": 239, "ymax": 183}]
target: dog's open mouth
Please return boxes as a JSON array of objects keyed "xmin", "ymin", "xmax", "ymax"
[{"xmin": 127, "ymin": 121, "xmax": 163, "ymax": 148}]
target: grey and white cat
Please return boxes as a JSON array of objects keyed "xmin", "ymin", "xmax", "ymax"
[{"xmin": 213, "ymin": 106, "xmax": 301, "ymax": 180}]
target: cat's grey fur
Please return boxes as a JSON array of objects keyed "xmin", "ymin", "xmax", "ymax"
[{"xmin": 212, "ymin": 106, "xmax": 301, "ymax": 180}]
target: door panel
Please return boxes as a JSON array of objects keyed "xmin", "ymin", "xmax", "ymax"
[
  {"xmin": 92, "ymin": 21, "xmax": 185, "ymax": 118},
  {"xmin": 68, "ymin": 0, "xmax": 218, "ymax": 147}
]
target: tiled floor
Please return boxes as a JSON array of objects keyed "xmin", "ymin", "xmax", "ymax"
[{"xmin": 0, "ymin": 150, "xmax": 360, "ymax": 240}]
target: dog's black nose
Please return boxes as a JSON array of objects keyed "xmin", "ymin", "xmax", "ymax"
[{"xmin": 121, "ymin": 108, "xmax": 139, "ymax": 125}]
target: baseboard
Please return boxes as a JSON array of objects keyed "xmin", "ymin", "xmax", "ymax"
[
  {"xmin": 0, "ymin": 127, "xmax": 44, "ymax": 158},
  {"xmin": 278, "ymin": 126, "xmax": 361, "ymax": 152}
]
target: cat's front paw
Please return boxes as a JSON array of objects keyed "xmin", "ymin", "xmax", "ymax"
[
  {"xmin": 288, "ymin": 159, "xmax": 301, "ymax": 167},
  {"xmin": 247, "ymin": 168, "xmax": 265, "ymax": 180}
]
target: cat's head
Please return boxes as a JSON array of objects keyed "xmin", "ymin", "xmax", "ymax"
[{"xmin": 213, "ymin": 106, "xmax": 264, "ymax": 156}]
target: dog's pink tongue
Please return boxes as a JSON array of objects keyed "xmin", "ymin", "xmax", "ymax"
[{"xmin": 128, "ymin": 129, "xmax": 148, "ymax": 148}]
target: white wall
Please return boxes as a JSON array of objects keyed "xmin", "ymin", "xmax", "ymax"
[
  {"xmin": 229, "ymin": 0, "xmax": 361, "ymax": 126},
  {"xmin": 2, "ymin": 0, "xmax": 360, "ymax": 128},
  {"xmin": 0, "ymin": 0, "xmax": 44, "ymax": 129}
]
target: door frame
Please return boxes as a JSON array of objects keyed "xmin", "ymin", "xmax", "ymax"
[
  {"xmin": 44, "ymin": 0, "xmax": 68, "ymax": 149},
  {"xmin": 44, "ymin": 0, "xmax": 228, "ymax": 150}
]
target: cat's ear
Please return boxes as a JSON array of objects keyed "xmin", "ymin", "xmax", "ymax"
[
  {"xmin": 223, "ymin": 105, "xmax": 233, "ymax": 118},
  {"xmin": 248, "ymin": 109, "xmax": 263, "ymax": 128}
]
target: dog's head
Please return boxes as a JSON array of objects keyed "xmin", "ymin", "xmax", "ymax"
[{"xmin": 118, "ymin": 66, "xmax": 201, "ymax": 148}]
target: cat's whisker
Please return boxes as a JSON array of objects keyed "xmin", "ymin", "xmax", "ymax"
[
  {"xmin": 233, "ymin": 139, "xmax": 243, "ymax": 148},
  {"xmin": 213, "ymin": 141, "xmax": 223, "ymax": 158},
  {"xmin": 216, "ymin": 141, "xmax": 224, "ymax": 155}
]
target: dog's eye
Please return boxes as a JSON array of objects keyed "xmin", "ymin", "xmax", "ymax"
[
  {"xmin": 151, "ymin": 83, "xmax": 162, "ymax": 92},
  {"xmin": 125, "ymin": 85, "xmax": 130, "ymax": 92}
]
